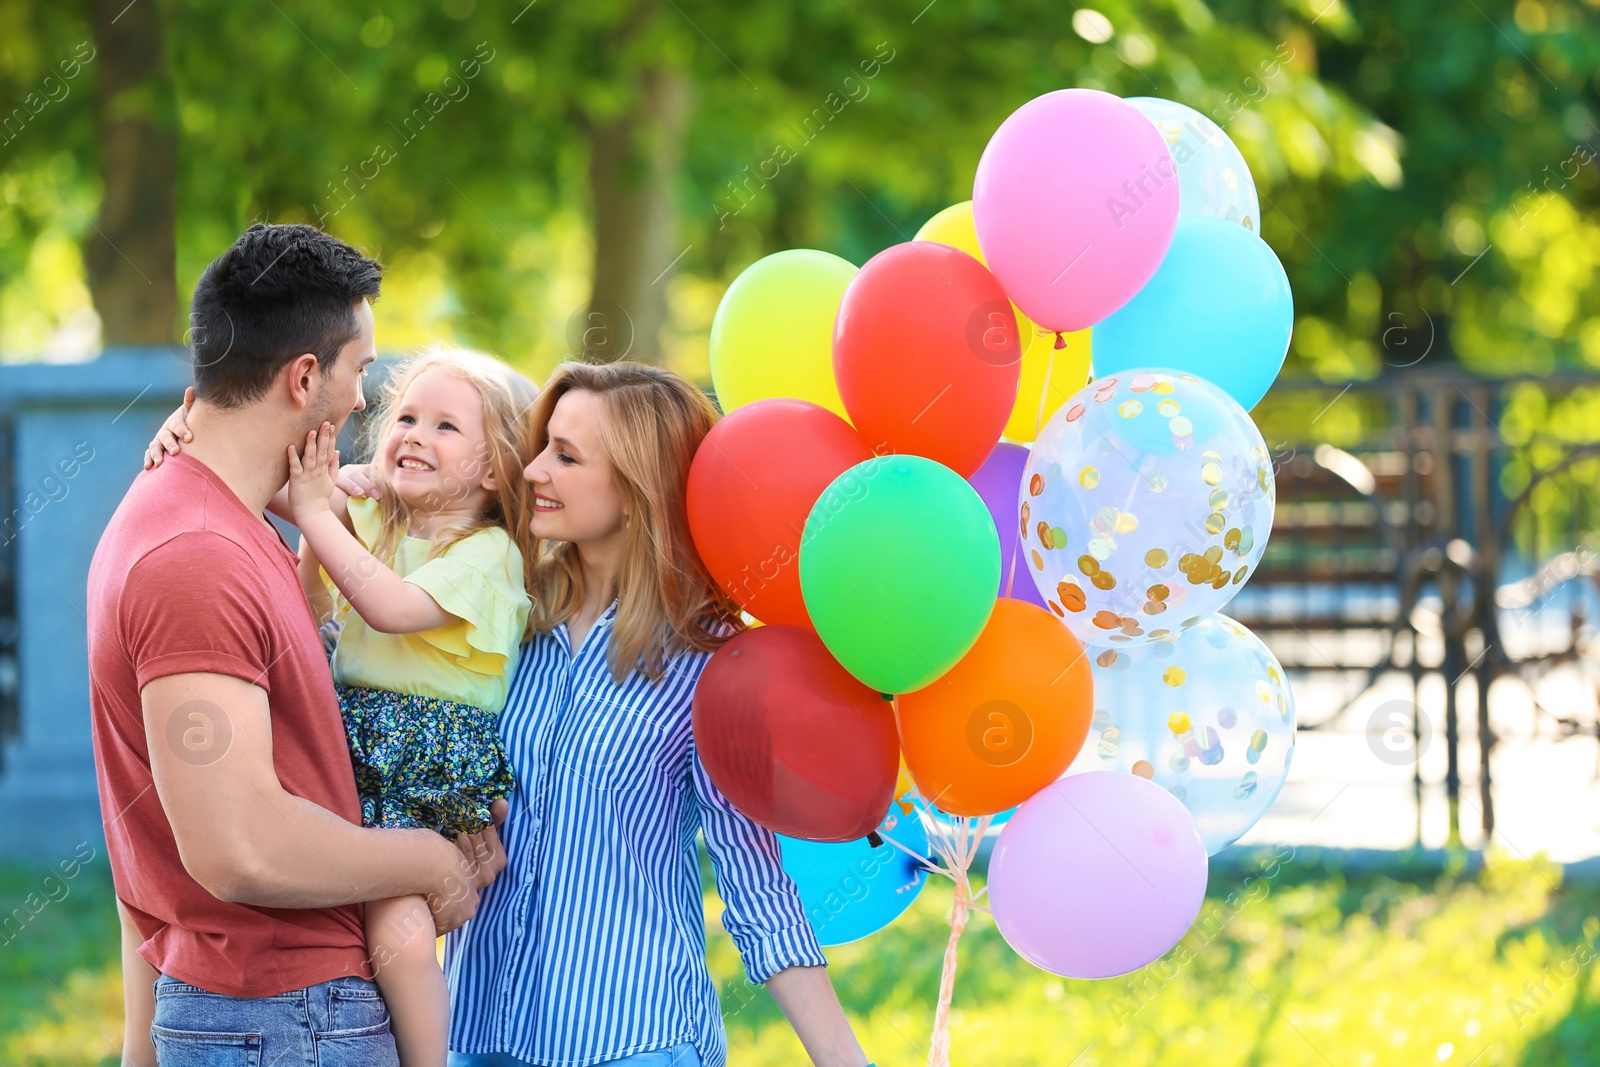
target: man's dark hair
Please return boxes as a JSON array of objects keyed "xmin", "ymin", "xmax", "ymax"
[{"xmin": 188, "ymin": 223, "xmax": 383, "ymax": 407}]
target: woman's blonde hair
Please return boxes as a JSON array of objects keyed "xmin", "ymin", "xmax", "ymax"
[
  {"xmin": 526, "ymin": 360, "xmax": 741, "ymax": 682},
  {"xmin": 359, "ymin": 345, "xmax": 540, "ymax": 619}
]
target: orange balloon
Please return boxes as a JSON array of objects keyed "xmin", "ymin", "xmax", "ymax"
[{"xmin": 897, "ymin": 599, "xmax": 1092, "ymax": 817}]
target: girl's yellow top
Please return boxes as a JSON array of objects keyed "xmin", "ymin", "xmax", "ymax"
[{"xmin": 322, "ymin": 495, "xmax": 531, "ymax": 716}]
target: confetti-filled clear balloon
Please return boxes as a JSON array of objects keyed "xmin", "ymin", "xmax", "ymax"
[
  {"xmin": 1021, "ymin": 369, "xmax": 1275, "ymax": 646},
  {"xmin": 1065, "ymin": 615, "xmax": 1295, "ymax": 854},
  {"xmin": 1128, "ymin": 97, "xmax": 1260, "ymax": 232}
]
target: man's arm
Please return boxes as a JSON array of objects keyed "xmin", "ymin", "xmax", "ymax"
[
  {"xmin": 117, "ymin": 901, "xmax": 158, "ymax": 1067},
  {"xmin": 143, "ymin": 670, "xmax": 493, "ymax": 927}
]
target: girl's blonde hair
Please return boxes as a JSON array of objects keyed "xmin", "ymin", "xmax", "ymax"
[
  {"xmin": 359, "ymin": 346, "xmax": 540, "ymax": 623},
  {"xmin": 526, "ymin": 360, "xmax": 741, "ymax": 682}
]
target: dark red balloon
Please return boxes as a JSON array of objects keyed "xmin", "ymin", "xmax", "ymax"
[
  {"xmin": 693, "ymin": 625, "xmax": 899, "ymax": 841},
  {"xmin": 687, "ymin": 398, "xmax": 871, "ymax": 627},
  {"xmin": 833, "ymin": 240, "xmax": 1022, "ymax": 477}
]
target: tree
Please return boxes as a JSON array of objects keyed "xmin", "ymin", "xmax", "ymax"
[
  {"xmin": 1, "ymin": 0, "xmax": 1595, "ymax": 381},
  {"xmin": 86, "ymin": 0, "xmax": 177, "ymax": 344}
]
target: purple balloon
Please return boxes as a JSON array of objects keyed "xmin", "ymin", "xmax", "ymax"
[
  {"xmin": 988, "ymin": 771, "xmax": 1208, "ymax": 979},
  {"xmin": 968, "ymin": 442, "xmax": 1047, "ymax": 608}
]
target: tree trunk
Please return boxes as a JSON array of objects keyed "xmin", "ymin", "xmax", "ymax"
[
  {"xmin": 583, "ymin": 65, "xmax": 690, "ymax": 364},
  {"xmin": 86, "ymin": 0, "xmax": 178, "ymax": 345}
]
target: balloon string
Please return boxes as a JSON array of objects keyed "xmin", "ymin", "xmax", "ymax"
[
  {"xmin": 926, "ymin": 876, "xmax": 968, "ymax": 1067},
  {"xmin": 1007, "ymin": 336, "xmax": 1059, "ymax": 602},
  {"xmin": 1002, "ymin": 537, "xmax": 1020, "ymax": 600},
  {"xmin": 920, "ymin": 810, "xmax": 992, "ymax": 1067},
  {"xmin": 1031, "ymin": 339, "xmax": 1059, "ymax": 442}
]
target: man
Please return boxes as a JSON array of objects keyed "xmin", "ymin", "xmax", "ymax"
[{"xmin": 88, "ymin": 224, "xmax": 502, "ymax": 1067}]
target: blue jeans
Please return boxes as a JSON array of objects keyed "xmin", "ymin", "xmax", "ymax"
[
  {"xmin": 151, "ymin": 972, "xmax": 399, "ymax": 1066},
  {"xmin": 448, "ymin": 1043, "xmax": 701, "ymax": 1066}
]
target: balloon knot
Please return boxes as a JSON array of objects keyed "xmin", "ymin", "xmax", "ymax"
[
  {"xmin": 866, "ymin": 831, "xmax": 884, "ymax": 848},
  {"xmin": 1053, "ymin": 331, "xmax": 1067, "ymax": 350},
  {"xmin": 881, "ymin": 692, "xmax": 895, "ymax": 701}
]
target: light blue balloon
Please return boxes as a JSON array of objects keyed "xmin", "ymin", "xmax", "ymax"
[
  {"xmin": 1093, "ymin": 218, "xmax": 1293, "ymax": 411},
  {"xmin": 778, "ymin": 806, "xmax": 929, "ymax": 946}
]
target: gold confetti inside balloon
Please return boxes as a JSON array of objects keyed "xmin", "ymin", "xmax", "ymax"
[
  {"xmin": 1021, "ymin": 369, "xmax": 1274, "ymax": 646},
  {"xmin": 1064, "ymin": 615, "xmax": 1295, "ymax": 855}
]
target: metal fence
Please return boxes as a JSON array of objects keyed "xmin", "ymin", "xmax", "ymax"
[{"xmin": 1230, "ymin": 370, "xmax": 1600, "ymax": 845}]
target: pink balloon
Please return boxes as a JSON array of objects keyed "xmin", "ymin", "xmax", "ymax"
[
  {"xmin": 988, "ymin": 771, "xmax": 1207, "ymax": 979},
  {"xmin": 973, "ymin": 89, "xmax": 1180, "ymax": 333}
]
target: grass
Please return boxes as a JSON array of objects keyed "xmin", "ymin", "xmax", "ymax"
[{"xmin": 3, "ymin": 848, "xmax": 1597, "ymax": 1066}]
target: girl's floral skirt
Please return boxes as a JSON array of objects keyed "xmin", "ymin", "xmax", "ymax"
[{"xmin": 334, "ymin": 683, "xmax": 513, "ymax": 839}]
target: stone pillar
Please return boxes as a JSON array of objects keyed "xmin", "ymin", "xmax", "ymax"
[{"xmin": 0, "ymin": 347, "xmax": 192, "ymax": 860}]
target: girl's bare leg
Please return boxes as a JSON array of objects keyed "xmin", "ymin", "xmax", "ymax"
[{"xmin": 367, "ymin": 894, "xmax": 449, "ymax": 1067}]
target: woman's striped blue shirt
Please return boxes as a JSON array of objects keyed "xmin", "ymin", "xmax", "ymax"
[{"xmin": 443, "ymin": 601, "xmax": 828, "ymax": 1067}]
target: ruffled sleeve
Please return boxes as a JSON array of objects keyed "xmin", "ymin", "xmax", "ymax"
[{"xmin": 403, "ymin": 528, "xmax": 532, "ymax": 678}]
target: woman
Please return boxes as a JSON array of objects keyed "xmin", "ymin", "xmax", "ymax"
[
  {"xmin": 145, "ymin": 361, "xmax": 872, "ymax": 1067},
  {"xmin": 443, "ymin": 362, "xmax": 868, "ymax": 1067}
]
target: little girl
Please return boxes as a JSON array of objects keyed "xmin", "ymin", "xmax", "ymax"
[
  {"xmin": 297, "ymin": 347, "xmax": 538, "ymax": 1067},
  {"xmin": 147, "ymin": 346, "xmax": 539, "ymax": 1067}
]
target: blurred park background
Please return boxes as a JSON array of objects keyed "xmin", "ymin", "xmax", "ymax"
[{"xmin": 2, "ymin": 0, "xmax": 1599, "ymax": 1063}]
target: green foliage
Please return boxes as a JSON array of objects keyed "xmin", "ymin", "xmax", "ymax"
[{"xmin": 0, "ymin": 0, "xmax": 1597, "ymax": 383}]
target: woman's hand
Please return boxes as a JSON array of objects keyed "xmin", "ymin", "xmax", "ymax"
[
  {"xmin": 286, "ymin": 423, "xmax": 340, "ymax": 523},
  {"xmin": 143, "ymin": 387, "xmax": 196, "ymax": 469},
  {"xmin": 335, "ymin": 461, "xmax": 382, "ymax": 500}
]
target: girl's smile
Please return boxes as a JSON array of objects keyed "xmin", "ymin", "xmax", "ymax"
[{"xmin": 380, "ymin": 367, "xmax": 498, "ymax": 520}]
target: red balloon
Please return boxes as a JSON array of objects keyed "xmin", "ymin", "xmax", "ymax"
[
  {"xmin": 688, "ymin": 398, "xmax": 871, "ymax": 627},
  {"xmin": 833, "ymin": 241, "xmax": 1022, "ymax": 477},
  {"xmin": 693, "ymin": 625, "xmax": 899, "ymax": 841}
]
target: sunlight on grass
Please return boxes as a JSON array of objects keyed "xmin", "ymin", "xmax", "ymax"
[
  {"xmin": 708, "ymin": 849, "xmax": 1600, "ymax": 1067},
  {"xmin": 3, "ymin": 850, "xmax": 1597, "ymax": 1066},
  {"xmin": 0, "ymin": 862, "xmax": 121, "ymax": 1067}
]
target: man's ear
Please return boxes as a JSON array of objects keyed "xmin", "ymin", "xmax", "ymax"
[{"xmin": 283, "ymin": 353, "xmax": 322, "ymax": 410}]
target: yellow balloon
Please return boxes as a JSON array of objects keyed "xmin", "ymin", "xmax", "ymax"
[
  {"xmin": 914, "ymin": 202, "xmax": 998, "ymax": 273},
  {"xmin": 894, "ymin": 758, "xmax": 916, "ymax": 816},
  {"xmin": 914, "ymin": 201, "xmax": 1091, "ymax": 443},
  {"xmin": 710, "ymin": 249, "xmax": 856, "ymax": 417}
]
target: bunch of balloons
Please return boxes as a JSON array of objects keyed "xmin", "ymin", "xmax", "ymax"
[{"xmin": 689, "ymin": 87, "xmax": 1297, "ymax": 1058}]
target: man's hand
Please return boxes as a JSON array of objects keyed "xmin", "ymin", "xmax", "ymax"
[
  {"xmin": 428, "ymin": 799, "xmax": 508, "ymax": 935},
  {"xmin": 423, "ymin": 833, "xmax": 485, "ymax": 935},
  {"xmin": 286, "ymin": 423, "xmax": 339, "ymax": 523},
  {"xmin": 144, "ymin": 387, "xmax": 196, "ymax": 470},
  {"xmin": 142, "ymin": 671, "xmax": 497, "ymax": 922},
  {"xmin": 456, "ymin": 798, "xmax": 509, "ymax": 890}
]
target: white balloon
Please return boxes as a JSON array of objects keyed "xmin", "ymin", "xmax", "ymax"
[
  {"xmin": 1129, "ymin": 97, "xmax": 1261, "ymax": 233},
  {"xmin": 1065, "ymin": 614, "xmax": 1296, "ymax": 854}
]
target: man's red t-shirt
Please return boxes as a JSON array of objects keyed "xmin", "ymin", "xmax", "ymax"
[{"xmin": 88, "ymin": 450, "xmax": 368, "ymax": 997}]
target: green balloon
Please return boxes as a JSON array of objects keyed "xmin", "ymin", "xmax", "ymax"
[{"xmin": 800, "ymin": 455, "xmax": 1000, "ymax": 694}]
